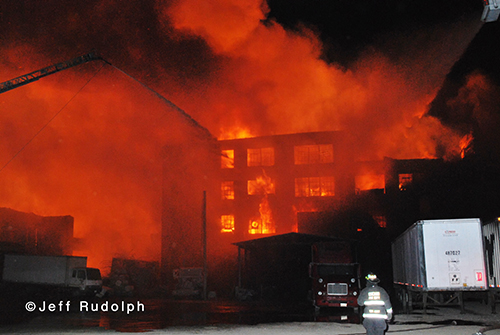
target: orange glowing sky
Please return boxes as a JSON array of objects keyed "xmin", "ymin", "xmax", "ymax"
[{"xmin": 0, "ymin": 0, "xmax": 484, "ymax": 269}]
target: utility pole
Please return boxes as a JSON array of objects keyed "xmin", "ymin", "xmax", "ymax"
[{"xmin": 202, "ymin": 190, "xmax": 208, "ymax": 300}]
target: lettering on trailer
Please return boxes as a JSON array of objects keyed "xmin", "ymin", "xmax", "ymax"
[
  {"xmin": 448, "ymin": 259, "xmax": 460, "ymax": 271},
  {"xmin": 445, "ymin": 250, "xmax": 460, "ymax": 256},
  {"xmin": 443, "ymin": 230, "xmax": 458, "ymax": 237}
]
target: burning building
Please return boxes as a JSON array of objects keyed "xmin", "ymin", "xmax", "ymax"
[
  {"xmin": 160, "ymin": 129, "xmax": 449, "ymax": 296},
  {"xmin": 0, "ymin": 207, "xmax": 74, "ymax": 255},
  {"xmin": 216, "ymin": 131, "xmax": 444, "ymax": 241},
  {"xmin": 218, "ymin": 131, "xmax": 355, "ymax": 240}
]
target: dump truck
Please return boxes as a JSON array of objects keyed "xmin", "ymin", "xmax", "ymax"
[
  {"xmin": 309, "ymin": 241, "xmax": 361, "ymax": 310},
  {"xmin": 0, "ymin": 254, "xmax": 102, "ymax": 297},
  {"xmin": 392, "ymin": 218, "xmax": 487, "ymax": 313}
]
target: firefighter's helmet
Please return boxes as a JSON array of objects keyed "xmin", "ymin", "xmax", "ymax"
[{"xmin": 365, "ymin": 272, "xmax": 380, "ymax": 284}]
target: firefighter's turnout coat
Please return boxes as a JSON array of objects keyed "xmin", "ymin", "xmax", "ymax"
[{"xmin": 357, "ymin": 282, "xmax": 393, "ymax": 321}]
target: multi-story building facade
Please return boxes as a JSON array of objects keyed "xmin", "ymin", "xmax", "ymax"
[
  {"xmin": 218, "ymin": 131, "xmax": 362, "ymax": 241},
  {"xmin": 216, "ymin": 132, "xmax": 446, "ymax": 241}
]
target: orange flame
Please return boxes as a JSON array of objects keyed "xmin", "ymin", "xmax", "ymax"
[
  {"xmin": 162, "ymin": 0, "xmax": 470, "ymax": 161},
  {"xmin": 460, "ymin": 133, "xmax": 474, "ymax": 159},
  {"xmin": 248, "ymin": 170, "xmax": 275, "ymax": 234},
  {"xmin": 355, "ymin": 174, "xmax": 385, "ymax": 194}
]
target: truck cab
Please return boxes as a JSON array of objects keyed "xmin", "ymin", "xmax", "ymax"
[
  {"xmin": 69, "ymin": 267, "xmax": 103, "ymax": 294},
  {"xmin": 310, "ymin": 262, "xmax": 361, "ymax": 309}
]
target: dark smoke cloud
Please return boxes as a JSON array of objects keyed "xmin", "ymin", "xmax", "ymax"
[
  {"xmin": 428, "ymin": 22, "xmax": 500, "ymax": 160},
  {"xmin": 0, "ymin": 0, "xmax": 219, "ymax": 86}
]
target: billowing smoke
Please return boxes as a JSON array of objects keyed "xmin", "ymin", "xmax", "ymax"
[
  {"xmin": 0, "ymin": 0, "xmax": 483, "ymax": 268},
  {"xmin": 162, "ymin": 0, "xmax": 484, "ymax": 159},
  {"xmin": 440, "ymin": 72, "xmax": 500, "ymax": 159},
  {"xmin": 0, "ymin": 62, "xmax": 205, "ymax": 270}
]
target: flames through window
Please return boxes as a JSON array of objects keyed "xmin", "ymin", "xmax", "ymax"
[
  {"xmin": 399, "ymin": 173, "xmax": 413, "ymax": 191},
  {"xmin": 295, "ymin": 176, "xmax": 335, "ymax": 197},
  {"xmin": 221, "ymin": 149, "xmax": 234, "ymax": 169},
  {"xmin": 221, "ymin": 215, "xmax": 235, "ymax": 233},
  {"xmin": 248, "ymin": 171, "xmax": 276, "ymax": 234}
]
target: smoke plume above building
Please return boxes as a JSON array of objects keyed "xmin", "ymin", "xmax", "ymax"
[{"xmin": 0, "ymin": 0, "xmax": 485, "ymax": 268}]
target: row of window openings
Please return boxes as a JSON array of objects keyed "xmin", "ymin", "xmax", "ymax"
[
  {"xmin": 222, "ymin": 173, "xmax": 414, "ymax": 199},
  {"xmin": 221, "ymin": 176, "xmax": 336, "ymax": 199},
  {"xmin": 220, "ymin": 214, "xmax": 387, "ymax": 233},
  {"xmin": 221, "ymin": 144, "xmax": 334, "ymax": 169},
  {"xmin": 221, "ymin": 215, "xmax": 273, "ymax": 234}
]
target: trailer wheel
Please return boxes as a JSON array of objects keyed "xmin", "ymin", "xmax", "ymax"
[
  {"xmin": 402, "ymin": 287, "xmax": 411, "ymax": 314},
  {"xmin": 395, "ymin": 286, "xmax": 409, "ymax": 314}
]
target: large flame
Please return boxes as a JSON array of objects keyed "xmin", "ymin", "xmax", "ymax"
[
  {"xmin": 163, "ymin": 0, "xmax": 479, "ymax": 160},
  {"xmin": 248, "ymin": 170, "xmax": 275, "ymax": 234}
]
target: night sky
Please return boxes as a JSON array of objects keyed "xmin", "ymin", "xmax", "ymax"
[{"xmin": 267, "ymin": 0, "xmax": 484, "ymax": 65}]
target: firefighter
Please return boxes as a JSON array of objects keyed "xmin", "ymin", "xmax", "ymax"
[{"xmin": 357, "ymin": 272, "xmax": 393, "ymax": 335}]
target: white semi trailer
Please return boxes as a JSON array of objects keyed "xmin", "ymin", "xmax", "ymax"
[
  {"xmin": 392, "ymin": 218, "xmax": 487, "ymax": 313},
  {"xmin": 483, "ymin": 218, "xmax": 500, "ymax": 313}
]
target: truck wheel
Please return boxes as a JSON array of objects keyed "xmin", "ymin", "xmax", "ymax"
[
  {"xmin": 397, "ymin": 287, "xmax": 409, "ymax": 314},
  {"xmin": 395, "ymin": 286, "xmax": 404, "ymax": 313}
]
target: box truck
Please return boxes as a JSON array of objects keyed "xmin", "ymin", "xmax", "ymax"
[
  {"xmin": 392, "ymin": 218, "xmax": 487, "ymax": 313},
  {"xmin": 1, "ymin": 254, "xmax": 102, "ymax": 297}
]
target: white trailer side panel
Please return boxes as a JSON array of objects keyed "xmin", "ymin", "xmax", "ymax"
[
  {"xmin": 3, "ymin": 255, "xmax": 87, "ymax": 285},
  {"xmin": 422, "ymin": 219, "xmax": 487, "ymax": 290},
  {"xmin": 483, "ymin": 220, "xmax": 500, "ymax": 289}
]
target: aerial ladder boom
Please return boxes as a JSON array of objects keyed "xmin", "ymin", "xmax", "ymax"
[{"xmin": 0, "ymin": 52, "xmax": 103, "ymax": 94}]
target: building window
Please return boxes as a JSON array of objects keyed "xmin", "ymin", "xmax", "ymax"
[
  {"xmin": 295, "ymin": 176, "xmax": 335, "ymax": 197},
  {"xmin": 221, "ymin": 215, "xmax": 235, "ymax": 232},
  {"xmin": 248, "ymin": 197, "xmax": 276, "ymax": 235},
  {"xmin": 248, "ymin": 175, "xmax": 275, "ymax": 195},
  {"xmin": 355, "ymin": 174, "xmax": 385, "ymax": 194},
  {"xmin": 221, "ymin": 150, "xmax": 234, "ymax": 169},
  {"xmin": 247, "ymin": 171, "xmax": 276, "ymax": 235},
  {"xmin": 247, "ymin": 147, "xmax": 274, "ymax": 167},
  {"xmin": 221, "ymin": 181, "xmax": 234, "ymax": 200},
  {"xmin": 321, "ymin": 177, "xmax": 335, "ymax": 196},
  {"xmin": 294, "ymin": 144, "xmax": 333, "ymax": 165},
  {"xmin": 399, "ymin": 173, "xmax": 413, "ymax": 191}
]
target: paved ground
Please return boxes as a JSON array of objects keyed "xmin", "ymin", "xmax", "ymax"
[{"xmin": 0, "ymin": 300, "xmax": 498, "ymax": 334}]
